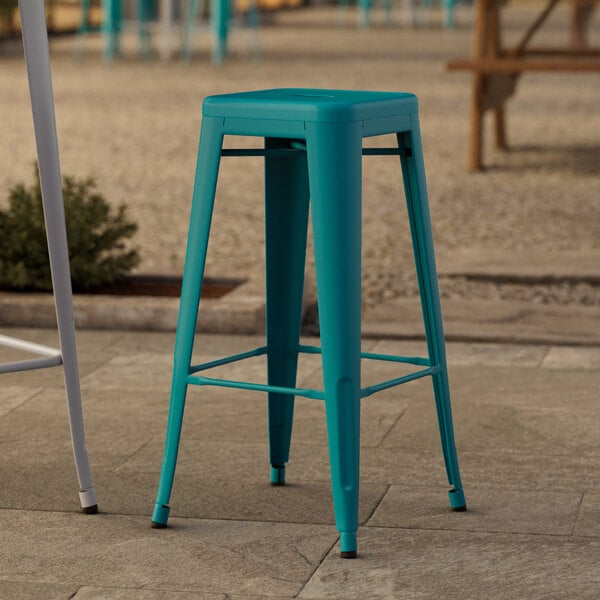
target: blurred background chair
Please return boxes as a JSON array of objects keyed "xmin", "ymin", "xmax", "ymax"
[
  {"xmin": 78, "ymin": 0, "xmax": 154, "ymax": 60},
  {"xmin": 339, "ymin": 0, "xmax": 461, "ymax": 29},
  {"xmin": 181, "ymin": 0, "xmax": 260, "ymax": 63},
  {"xmin": 77, "ymin": 0, "xmax": 259, "ymax": 63}
]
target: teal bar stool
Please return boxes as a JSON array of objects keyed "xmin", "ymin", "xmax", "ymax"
[
  {"xmin": 358, "ymin": 0, "xmax": 392, "ymax": 27},
  {"xmin": 349, "ymin": 0, "xmax": 456, "ymax": 29},
  {"xmin": 151, "ymin": 88, "xmax": 466, "ymax": 558},
  {"xmin": 181, "ymin": 0, "xmax": 260, "ymax": 64},
  {"xmin": 99, "ymin": 0, "xmax": 153, "ymax": 61},
  {"xmin": 181, "ymin": 0, "xmax": 230, "ymax": 64}
]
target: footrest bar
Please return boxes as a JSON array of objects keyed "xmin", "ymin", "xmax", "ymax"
[
  {"xmin": 186, "ymin": 345, "xmax": 439, "ymax": 401},
  {"xmin": 298, "ymin": 344, "xmax": 431, "ymax": 366},
  {"xmin": 189, "ymin": 345, "xmax": 268, "ymax": 374},
  {"xmin": 0, "ymin": 334, "xmax": 63, "ymax": 375},
  {"xmin": 187, "ymin": 374, "xmax": 325, "ymax": 400},
  {"xmin": 360, "ymin": 350, "xmax": 430, "ymax": 366},
  {"xmin": 360, "ymin": 365, "xmax": 441, "ymax": 398},
  {"xmin": 0, "ymin": 355, "xmax": 63, "ymax": 375},
  {"xmin": 0, "ymin": 333, "xmax": 61, "ymax": 357}
]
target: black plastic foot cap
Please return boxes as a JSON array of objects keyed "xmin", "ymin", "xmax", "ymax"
[
  {"xmin": 452, "ymin": 504, "xmax": 467, "ymax": 512},
  {"xmin": 151, "ymin": 521, "xmax": 168, "ymax": 529},
  {"xmin": 341, "ymin": 551, "xmax": 357, "ymax": 559},
  {"xmin": 82, "ymin": 504, "xmax": 98, "ymax": 515},
  {"xmin": 270, "ymin": 480, "xmax": 286, "ymax": 486}
]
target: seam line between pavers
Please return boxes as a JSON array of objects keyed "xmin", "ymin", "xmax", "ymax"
[
  {"xmin": 363, "ymin": 524, "xmax": 595, "ymax": 539},
  {"xmin": 362, "ymin": 483, "xmax": 391, "ymax": 527},
  {"xmin": 537, "ymin": 345, "xmax": 551, "ymax": 368},
  {"xmin": 570, "ymin": 493, "xmax": 586, "ymax": 537},
  {"xmin": 0, "ymin": 386, "xmax": 44, "ymax": 419},
  {"xmin": 376, "ymin": 405, "xmax": 410, "ymax": 448},
  {"xmin": 295, "ymin": 535, "xmax": 341, "ymax": 599},
  {"xmin": 112, "ymin": 438, "xmax": 155, "ymax": 472}
]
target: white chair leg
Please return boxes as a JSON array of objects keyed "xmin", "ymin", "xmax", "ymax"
[{"xmin": 18, "ymin": 0, "xmax": 97, "ymax": 513}]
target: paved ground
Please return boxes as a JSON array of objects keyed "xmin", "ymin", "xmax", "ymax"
[{"xmin": 1, "ymin": 327, "xmax": 600, "ymax": 598}]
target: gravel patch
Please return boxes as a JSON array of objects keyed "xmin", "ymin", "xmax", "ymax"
[
  {"xmin": 1, "ymin": 4, "xmax": 599, "ymax": 311},
  {"xmin": 438, "ymin": 278, "xmax": 600, "ymax": 307}
]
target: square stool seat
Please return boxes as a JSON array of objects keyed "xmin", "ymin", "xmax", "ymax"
[
  {"xmin": 202, "ymin": 88, "xmax": 418, "ymax": 121},
  {"xmin": 201, "ymin": 88, "xmax": 420, "ymax": 139}
]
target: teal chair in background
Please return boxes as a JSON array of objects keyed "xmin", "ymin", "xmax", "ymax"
[
  {"xmin": 421, "ymin": 0, "xmax": 457, "ymax": 28},
  {"xmin": 151, "ymin": 88, "xmax": 467, "ymax": 558},
  {"xmin": 339, "ymin": 0, "xmax": 458, "ymax": 29},
  {"xmin": 181, "ymin": 0, "xmax": 260, "ymax": 64},
  {"xmin": 77, "ymin": 0, "xmax": 154, "ymax": 60}
]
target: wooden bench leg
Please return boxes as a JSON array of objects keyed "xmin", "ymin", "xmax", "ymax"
[
  {"xmin": 494, "ymin": 106, "xmax": 507, "ymax": 150},
  {"xmin": 469, "ymin": 74, "xmax": 484, "ymax": 171},
  {"xmin": 570, "ymin": 0, "xmax": 595, "ymax": 48}
]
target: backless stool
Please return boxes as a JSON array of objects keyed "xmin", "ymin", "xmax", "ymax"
[{"xmin": 152, "ymin": 88, "xmax": 466, "ymax": 557}]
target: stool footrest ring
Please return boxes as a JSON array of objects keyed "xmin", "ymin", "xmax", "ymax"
[{"xmin": 186, "ymin": 345, "xmax": 439, "ymax": 400}]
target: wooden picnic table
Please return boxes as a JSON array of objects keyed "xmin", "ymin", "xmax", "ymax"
[{"xmin": 447, "ymin": 0, "xmax": 600, "ymax": 171}]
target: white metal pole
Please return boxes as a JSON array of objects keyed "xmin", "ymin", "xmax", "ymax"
[{"xmin": 18, "ymin": 0, "xmax": 97, "ymax": 512}]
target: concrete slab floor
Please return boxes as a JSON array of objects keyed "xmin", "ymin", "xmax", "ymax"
[{"xmin": 1, "ymin": 328, "xmax": 600, "ymax": 598}]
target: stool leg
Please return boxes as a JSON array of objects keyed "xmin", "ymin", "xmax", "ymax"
[
  {"xmin": 181, "ymin": 0, "xmax": 200, "ymax": 60},
  {"xmin": 307, "ymin": 123, "xmax": 363, "ymax": 558},
  {"xmin": 398, "ymin": 128, "xmax": 466, "ymax": 512},
  {"xmin": 152, "ymin": 117, "xmax": 223, "ymax": 528},
  {"xmin": 102, "ymin": 0, "xmax": 121, "ymax": 62},
  {"xmin": 211, "ymin": 0, "xmax": 229, "ymax": 64},
  {"xmin": 75, "ymin": 0, "xmax": 91, "ymax": 59},
  {"xmin": 359, "ymin": 0, "xmax": 371, "ymax": 27},
  {"xmin": 443, "ymin": 0, "xmax": 455, "ymax": 28},
  {"xmin": 137, "ymin": 0, "xmax": 153, "ymax": 58},
  {"xmin": 265, "ymin": 138, "xmax": 310, "ymax": 486}
]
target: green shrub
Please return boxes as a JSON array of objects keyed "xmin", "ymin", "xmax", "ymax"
[{"xmin": 0, "ymin": 166, "xmax": 140, "ymax": 292}]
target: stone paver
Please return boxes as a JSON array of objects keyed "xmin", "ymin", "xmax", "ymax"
[
  {"xmin": 368, "ymin": 485, "xmax": 582, "ymax": 535},
  {"xmin": 73, "ymin": 589, "xmax": 228, "ymax": 600},
  {"xmin": 372, "ymin": 338, "xmax": 549, "ymax": 367},
  {"xmin": 1, "ymin": 326, "xmax": 599, "ymax": 598},
  {"xmin": 0, "ymin": 511, "xmax": 336, "ymax": 597},
  {"xmin": 0, "ymin": 582, "xmax": 78, "ymax": 600},
  {"xmin": 542, "ymin": 346, "xmax": 600, "ymax": 370},
  {"xmin": 574, "ymin": 494, "xmax": 600, "ymax": 538},
  {"xmin": 0, "ymin": 386, "xmax": 40, "ymax": 418},
  {"xmin": 383, "ymin": 401, "xmax": 600, "ymax": 456},
  {"xmin": 300, "ymin": 528, "xmax": 600, "ymax": 600}
]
